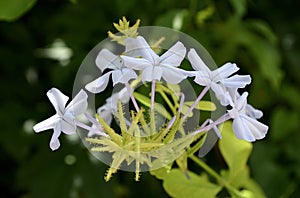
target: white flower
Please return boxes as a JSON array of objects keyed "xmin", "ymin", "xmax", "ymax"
[
  {"xmin": 33, "ymin": 88, "xmax": 88, "ymax": 150},
  {"xmin": 227, "ymin": 91, "xmax": 268, "ymax": 142},
  {"xmin": 188, "ymin": 48, "xmax": 251, "ymax": 105},
  {"xmin": 85, "ymin": 49, "xmax": 137, "ymax": 93},
  {"xmin": 121, "ymin": 36, "xmax": 190, "ymax": 84},
  {"xmin": 227, "ymin": 88, "xmax": 263, "ymax": 119}
]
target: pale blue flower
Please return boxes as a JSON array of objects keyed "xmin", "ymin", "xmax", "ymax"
[
  {"xmin": 33, "ymin": 88, "xmax": 88, "ymax": 150},
  {"xmin": 227, "ymin": 91, "xmax": 268, "ymax": 142},
  {"xmin": 85, "ymin": 49, "xmax": 137, "ymax": 93},
  {"xmin": 188, "ymin": 48, "xmax": 251, "ymax": 105},
  {"xmin": 121, "ymin": 36, "xmax": 190, "ymax": 84}
]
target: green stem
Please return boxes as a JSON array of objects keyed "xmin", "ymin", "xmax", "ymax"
[
  {"xmin": 158, "ymin": 90, "xmax": 176, "ymax": 115},
  {"xmin": 189, "ymin": 155, "xmax": 222, "ymax": 182},
  {"xmin": 189, "ymin": 155, "xmax": 244, "ymax": 197}
]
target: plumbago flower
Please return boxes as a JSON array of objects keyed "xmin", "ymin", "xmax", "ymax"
[
  {"xmin": 33, "ymin": 18, "xmax": 269, "ymax": 193},
  {"xmin": 227, "ymin": 91, "xmax": 268, "ymax": 141},
  {"xmin": 85, "ymin": 49, "xmax": 137, "ymax": 93},
  {"xmin": 121, "ymin": 36, "xmax": 190, "ymax": 84},
  {"xmin": 33, "ymin": 88, "xmax": 88, "ymax": 150},
  {"xmin": 188, "ymin": 48, "xmax": 251, "ymax": 106}
]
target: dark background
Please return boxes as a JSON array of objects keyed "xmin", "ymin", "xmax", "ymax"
[{"xmin": 1, "ymin": 0, "xmax": 300, "ymax": 197}]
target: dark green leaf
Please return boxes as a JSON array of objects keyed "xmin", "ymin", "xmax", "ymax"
[
  {"xmin": 0, "ymin": 0, "xmax": 37, "ymax": 21},
  {"xmin": 163, "ymin": 169, "xmax": 222, "ymax": 198}
]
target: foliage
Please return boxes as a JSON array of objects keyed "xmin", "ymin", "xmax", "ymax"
[
  {"xmin": 0, "ymin": 0, "xmax": 37, "ymax": 21},
  {"xmin": 0, "ymin": 0, "xmax": 299, "ymax": 197}
]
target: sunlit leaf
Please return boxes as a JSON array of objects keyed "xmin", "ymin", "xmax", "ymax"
[
  {"xmin": 163, "ymin": 169, "xmax": 222, "ymax": 198},
  {"xmin": 196, "ymin": 5, "xmax": 215, "ymax": 26},
  {"xmin": 185, "ymin": 101, "xmax": 216, "ymax": 111},
  {"xmin": 150, "ymin": 160, "xmax": 173, "ymax": 180},
  {"xmin": 0, "ymin": 0, "xmax": 37, "ymax": 21},
  {"xmin": 218, "ymin": 121, "xmax": 252, "ymax": 178},
  {"xmin": 167, "ymin": 83, "xmax": 181, "ymax": 93}
]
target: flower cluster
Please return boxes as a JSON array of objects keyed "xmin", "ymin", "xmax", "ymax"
[{"xmin": 33, "ymin": 21, "xmax": 268, "ymax": 181}]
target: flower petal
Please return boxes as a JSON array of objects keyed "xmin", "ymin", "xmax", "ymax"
[
  {"xmin": 241, "ymin": 115, "xmax": 268, "ymax": 139},
  {"xmin": 232, "ymin": 114, "xmax": 268, "ymax": 142},
  {"xmin": 212, "ymin": 63, "xmax": 239, "ymax": 82},
  {"xmin": 187, "ymin": 48, "xmax": 210, "ymax": 73},
  {"xmin": 142, "ymin": 66, "xmax": 162, "ymax": 82},
  {"xmin": 47, "ymin": 88, "xmax": 69, "ymax": 115},
  {"xmin": 193, "ymin": 71, "xmax": 211, "ymax": 86},
  {"xmin": 235, "ymin": 92, "xmax": 248, "ymax": 112},
  {"xmin": 95, "ymin": 49, "xmax": 121, "ymax": 72},
  {"xmin": 124, "ymin": 36, "xmax": 159, "ymax": 61},
  {"xmin": 220, "ymin": 75, "xmax": 251, "ymax": 88},
  {"xmin": 159, "ymin": 41, "xmax": 186, "ymax": 67},
  {"xmin": 61, "ymin": 118, "xmax": 76, "ymax": 135},
  {"xmin": 65, "ymin": 89, "xmax": 88, "ymax": 116},
  {"xmin": 232, "ymin": 116, "xmax": 256, "ymax": 142},
  {"xmin": 85, "ymin": 71, "xmax": 112, "ymax": 93},
  {"xmin": 161, "ymin": 66, "xmax": 189, "ymax": 84},
  {"xmin": 246, "ymin": 104, "xmax": 263, "ymax": 119},
  {"xmin": 118, "ymin": 87, "xmax": 131, "ymax": 104},
  {"xmin": 121, "ymin": 56, "xmax": 152, "ymax": 70},
  {"xmin": 33, "ymin": 114, "xmax": 60, "ymax": 133},
  {"xmin": 50, "ymin": 124, "xmax": 61, "ymax": 151},
  {"xmin": 211, "ymin": 83, "xmax": 229, "ymax": 106},
  {"xmin": 97, "ymin": 105, "xmax": 113, "ymax": 125},
  {"xmin": 111, "ymin": 68, "xmax": 137, "ymax": 85}
]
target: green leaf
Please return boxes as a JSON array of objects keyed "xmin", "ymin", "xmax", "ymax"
[
  {"xmin": 229, "ymin": 0, "xmax": 247, "ymax": 17},
  {"xmin": 150, "ymin": 160, "xmax": 173, "ymax": 180},
  {"xmin": 218, "ymin": 121, "xmax": 253, "ymax": 178},
  {"xmin": 221, "ymin": 166, "xmax": 249, "ymax": 188},
  {"xmin": 180, "ymin": 100, "xmax": 216, "ymax": 118},
  {"xmin": 185, "ymin": 100, "xmax": 216, "ymax": 111},
  {"xmin": 247, "ymin": 19, "xmax": 277, "ymax": 44},
  {"xmin": 167, "ymin": 83, "xmax": 181, "ymax": 93},
  {"xmin": 0, "ymin": 0, "xmax": 37, "ymax": 21},
  {"xmin": 270, "ymin": 107, "xmax": 299, "ymax": 141},
  {"xmin": 237, "ymin": 23, "xmax": 283, "ymax": 88},
  {"xmin": 242, "ymin": 178, "xmax": 267, "ymax": 198},
  {"xmin": 196, "ymin": 5, "xmax": 215, "ymax": 26},
  {"xmin": 163, "ymin": 169, "xmax": 222, "ymax": 198},
  {"xmin": 154, "ymin": 9, "xmax": 188, "ymax": 30}
]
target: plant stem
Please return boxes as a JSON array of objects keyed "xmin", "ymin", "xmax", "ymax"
[
  {"xmin": 150, "ymin": 80, "xmax": 156, "ymax": 133},
  {"xmin": 125, "ymin": 82, "xmax": 140, "ymax": 112},
  {"xmin": 182, "ymin": 86, "xmax": 209, "ymax": 121},
  {"xmin": 189, "ymin": 155, "xmax": 245, "ymax": 197},
  {"xmin": 189, "ymin": 155, "xmax": 222, "ymax": 182},
  {"xmin": 192, "ymin": 113, "xmax": 231, "ymax": 135},
  {"xmin": 151, "ymin": 80, "xmax": 156, "ymax": 111}
]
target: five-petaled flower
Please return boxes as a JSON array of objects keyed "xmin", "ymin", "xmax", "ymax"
[
  {"xmin": 33, "ymin": 88, "xmax": 88, "ymax": 150},
  {"xmin": 188, "ymin": 48, "xmax": 252, "ymax": 106},
  {"xmin": 227, "ymin": 91, "xmax": 268, "ymax": 142},
  {"xmin": 85, "ymin": 49, "xmax": 137, "ymax": 93},
  {"xmin": 121, "ymin": 36, "xmax": 190, "ymax": 84}
]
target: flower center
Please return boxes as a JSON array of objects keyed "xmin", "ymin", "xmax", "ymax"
[{"xmin": 154, "ymin": 58, "xmax": 160, "ymax": 66}]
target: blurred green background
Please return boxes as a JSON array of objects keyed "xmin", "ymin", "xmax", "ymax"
[{"xmin": 0, "ymin": 0, "xmax": 300, "ymax": 197}]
